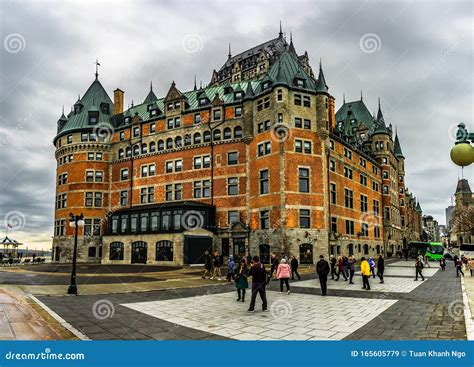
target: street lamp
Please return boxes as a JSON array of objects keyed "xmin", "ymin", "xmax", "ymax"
[
  {"xmin": 450, "ymin": 123, "xmax": 474, "ymax": 167},
  {"xmin": 68, "ymin": 212, "xmax": 84, "ymax": 295}
]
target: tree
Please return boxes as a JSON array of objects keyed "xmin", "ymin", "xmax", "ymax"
[{"xmin": 450, "ymin": 205, "xmax": 474, "ymax": 241}]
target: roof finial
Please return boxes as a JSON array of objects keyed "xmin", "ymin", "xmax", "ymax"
[
  {"xmin": 131, "ymin": 99, "xmax": 134, "ymax": 107},
  {"xmin": 194, "ymin": 75, "xmax": 197, "ymax": 91},
  {"xmin": 343, "ymin": 93, "xmax": 345, "ymax": 104},
  {"xmin": 360, "ymin": 90, "xmax": 363, "ymax": 101},
  {"xmin": 290, "ymin": 31, "xmax": 293, "ymax": 44},
  {"xmin": 200, "ymin": 80, "xmax": 203, "ymax": 89},
  {"xmin": 94, "ymin": 58, "xmax": 100, "ymax": 80},
  {"xmin": 228, "ymin": 43, "xmax": 232, "ymax": 59},
  {"xmin": 279, "ymin": 20, "xmax": 283, "ymax": 38},
  {"xmin": 150, "ymin": 81, "xmax": 153, "ymax": 91},
  {"xmin": 62, "ymin": 105, "xmax": 64, "ymax": 114},
  {"xmin": 378, "ymin": 97, "xmax": 381, "ymax": 110}
]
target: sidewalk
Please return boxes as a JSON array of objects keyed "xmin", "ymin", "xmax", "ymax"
[{"xmin": 461, "ymin": 274, "xmax": 474, "ymax": 339}]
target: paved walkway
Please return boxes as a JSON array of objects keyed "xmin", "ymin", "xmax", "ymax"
[{"xmin": 35, "ymin": 259, "xmax": 466, "ymax": 340}]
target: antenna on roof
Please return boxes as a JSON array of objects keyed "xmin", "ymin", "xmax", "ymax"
[
  {"xmin": 228, "ymin": 43, "xmax": 232, "ymax": 59},
  {"xmin": 194, "ymin": 75, "xmax": 197, "ymax": 91},
  {"xmin": 360, "ymin": 90, "xmax": 363, "ymax": 101},
  {"xmin": 94, "ymin": 58, "xmax": 101, "ymax": 80},
  {"xmin": 279, "ymin": 20, "xmax": 283, "ymax": 38},
  {"xmin": 343, "ymin": 93, "xmax": 345, "ymax": 104}
]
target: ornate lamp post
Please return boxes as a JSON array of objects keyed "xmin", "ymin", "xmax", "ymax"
[
  {"xmin": 68, "ymin": 213, "xmax": 84, "ymax": 295},
  {"xmin": 450, "ymin": 123, "xmax": 474, "ymax": 167}
]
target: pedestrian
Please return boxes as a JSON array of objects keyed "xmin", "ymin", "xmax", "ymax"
[
  {"xmin": 235, "ymin": 259, "xmax": 249, "ymax": 302},
  {"xmin": 414, "ymin": 258, "xmax": 425, "ymax": 281},
  {"xmin": 455, "ymin": 257, "xmax": 464, "ymax": 277},
  {"xmin": 330, "ymin": 255, "xmax": 337, "ymax": 280},
  {"xmin": 202, "ymin": 250, "xmax": 212, "ymax": 279},
  {"xmin": 468, "ymin": 258, "xmax": 474, "ymax": 276},
  {"xmin": 277, "ymin": 258, "xmax": 291, "ymax": 294},
  {"xmin": 270, "ymin": 252, "xmax": 279, "ymax": 280},
  {"xmin": 32, "ymin": 253, "xmax": 36, "ymax": 263},
  {"xmin": 342, "ymin": 255, "xmax": 349, "ymax": 279},
  {"xmin": 226, "ymin": 255, "xmax": 235, "ymax": 282},
  {"xmin": 281, "ymin": 252, "xmax": 289, "ymax": 263},
  {"xmin": 247, "ymin": 256, "xmax": 268, "ymax": 312},
  {"xmin": 335, "ymin": 256, "xmax": 347, "ymax": 281},
  {"xmin": 360, "ymin": 257, "xmax": 371, "ymax": 290},
  {"xmin": 290, "ymin": 255, "xmax": 301, "ymax": 280},
  {"xmin": 440, "ymin": 257, "xmax": 446, "ymax": 271},
  {"xmin": 211, "ymin": 251, "xmax": 223, "ymax": 280},
  {"xmin": 403, "ymin": 247, "xmax": 409, "ymax": 261},
  {"xmin": 316, "ymin": 255, "xmax": 330, "ymax": 296},
  {"xmin": 368, "ymin": 257, "xmax": 376, "ymax": 279},
  {"xmin": 377, "ymin": 254, "xmax": 385, "ymax": 284},
  {"xmin": 423, "ymin": 254, "xmax": 430, "ymax": 268},
  {"xmin": 347, "ymin": 255, "xmax": 356, "ymax": 284}
]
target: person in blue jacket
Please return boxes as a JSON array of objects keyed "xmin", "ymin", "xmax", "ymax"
[{"xmin": 226, "ymin": 255, "xmax": 235, "ymax": 282}]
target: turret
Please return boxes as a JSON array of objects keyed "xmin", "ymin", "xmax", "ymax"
[{"xmin": 315, "ymin": 60, "xmax": 330, "ymax": 140}]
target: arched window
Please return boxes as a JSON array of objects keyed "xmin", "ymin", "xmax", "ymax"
[
  {"xmin": 131, "ymin": 241, "xmax": 147, "ymax": 264},
  {"xmin": 149, "ymin": 141, "xmax": 156, "ymax": 153},
  {"xmin": 348, "ymin": 243, "xmax": 354, "ymax": 256},
  {"xmin": 141, "ymin": 143, "xmax": 148, "ymax": 154},
  {"xmin": 166, "ymin": 138, "xmax": 173, "ymax": 149},
  {"xmin": 193, "ymin": 132, "xmax": 201, "ymax": 144},
  {"xmin": 109, "ymin": 242, "xmax": 124, "ymax": 260},
  {"xmin": 118, "ymin": 149, "xmax": 124, "ymax": 159},
  {"xmin": 299, "ymin": 243, "xmax": 313, "ymax": 264},
  {"xmin": 204, "ymin": 131, "xmax": 211, "ymax": 142},
  {"xmin": 213, "ymin": 129, "xmax": 221, "ymax": 141},
  {"xmin": 363, "ymin": 244, "xmax": 369, "ymax": 255},
  {"xmin": 158, "ymin": 140, "xmax": 164, "ymax": 151},
  {"xmin": 184, "ymin": 134, "xmax": 191, "ymax": 146},
  {"xmin": 156, "ymin": 240, "xmax": 173, "ymax": 261},
  {"xmin": 234, "ymin": 126, "xmax": 243, "ymax": 138},
  {"xmin": 126, "ymin": 147, "xmax": 132, "ymax": 157},
  {"xmin": 376, "ymin": 244, "xmax": 381, "ymax": 254},
  {"xmin": 133, "ymin": 144, "xmax": 140, "ymax": 156},
  {"xmin": 223, "ymin": 127, "xmax": 232, "ymax": 140},
  {"xmin": 175, "ymin": 136, "xmax": 182, "ymax": 147}
]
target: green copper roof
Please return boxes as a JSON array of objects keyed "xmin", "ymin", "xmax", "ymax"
[
  {"xmin": 335, "ymin": 100, "xmax": 374, "ymax": 136},
  {"xmin": 394, "ymin": 133, "xmax": 404, "ymax": 158},
  {"xmin": 315, "ymin": 61, "xmax": 328, "ymax": 93},
  {"xmin": 143, "ymin": 84, "xmax": 158, "ymax": 104},
  {"xmin": 58, "ymin": 79, "xmax": 113, "ymax": 135},
  {"xmin": 372, "ymin": 101, "xmax": 389, "ymax": 135},
  {"xmin": 416, "ymin": 202, "xmax": 422, "ymax": 213},
  {"xmin": 267, "ymin": 51, "xmax": 316, "ymax": 91}
]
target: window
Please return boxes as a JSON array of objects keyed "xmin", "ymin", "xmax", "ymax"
[
  {"xmin": 133, "ymin": 126, "xmax": 140, "ymax": 137},
  {"xmin": 361, "ymin": 223, "xmax": 369, "ymax": 237},
  {"xmin": 194, "ymin": 113, "xmax": 201, "ymax": 124},
  {"xmin": 295, "ymin": 140, "xmax": 311, "ymax": 154},
  {"xmin": 360, "ymin": 158, "xmax": 366, "ymax": 167},
  {"xmin": 330, "ymin": 183, "xmax": 337, "ymax": 204},
  {"xmin": 141, "ymin": 165, "xmax": 148, "ymax": 177},
  {"xmin": 58, "ymin": 173, "xmax": 68, "ymax": 185},
  {"xmin": 223, "ymin": 128, "xmax": 232, "ymax": 140},
  {"xmin": 158, "ymin": 140, "xmax": 164, "ymax": 150},
  {"xmin": 203, "ymin": 131, "xmax": 211, "ymax": 142},
  {"xmin": 260, "ymin": 210, "xmax": 270, "ymax": 229},
  {"xmin": 120, "ymin": 190, "xmax": 128, "ymax": 206},
  {"xmin": 193, "ymin": 133, "xmax": 202, "ymax": 144},
  {"xmin": 213, "ymin": 129, "xmax": 221, "ymax": 141},
  {"xmin": 67, "ymin": 135, "xmax": 72, "ymax": 144},
  {"xmin": 383, "ymin": 185, "xmax": 389, "ymax": 194},
  {"xmin": 303, "ymin": 141, "xmax": 311, "ymax": 154},
  {"xmin": 298, "ymin": 168, "xmax": 309, "ymax": 193},
  {"xmin": 228, "ymin": 177, "xmax": 239, "ymax": 195},
  {"xmin": 228, "ymin": 152, "xmax": 238, "ymax": 165},
  {"xmin": 149, "ymin": 142, "xmax": 156, "ymax": 152},
  {"xmin": 96, "ymin": 152, "xmax": 102, "ymax": 161},
  {"xmin": 165, "ymin": 184, "xmax": 173, "ymax": 201},
  {"xmin": 299, "ymin": 209, "xmax": 310, "ymax": 228},
  {"xmin": 294, "ymin": 94, "xmax": 302, "ymax": 106},
  {"xmin": 372, "ymin": 181, "xmax": 379, "ymax": 191},
  {"xmin": 150, "ymin": 123, "xmax": 156, "ymax": 133},
  {"xmin": 294, "ymin": 117, "xmax": 302, "ymax": 128},
  {"xmin": 156, "ymin": 241, "xmax": 173, "ymax": 261},
  {"xmin": 141, "ymin": 143, "xmax": 148, "ymax": 154},
  {"xmin": 345, "ymin": 220, "xmax": 355, "ymax": 235},
  {"xmin": 140, "ymin": 188, "xmax": 152, "ymax": 204},
  {"xmin": 344, "ymin": 189, "xmax": 354, "ymax": 208},
  {"xmin": 94, "ymin": 192, "xmax": 102, "ymax": 207},
  {"xmin": 257, "ymin": 141, "xmax": 271, "ymax": 156},
  {"xmin": 162, "ymin": 211, "xmax": 171, "ymax": 230},
  {"xmin": 384, "ymin": 207, "xmax": 390, "ymax": 220},
  {"xmin": 174, "ymin": 184, "xmax": 182, "ymax": 200},
  {"xmin": 257, "ymin": 120, "xmax": 270, "ymax": 133},
  {"xmin": 140, "ymin": 213, "xmax": 149, "ymax": 232},
  {"xmin": 55, "ymin": 193, "xmax": 67, "ymax": 209},
  {"xmin": 167, "ymin": 117, "xmax": 180, "ymax": 129},
  {"xmin": 213, "ymin": 109, "xmax": 222, "ymax": 120},
  {"xmin": 88, "ymin": 152, "xmax": 94, "ymax": 161},
  {"xmin": 85, "ymin": 192, "xmax": 93, "ymax": 207},
  {"xmin": 120, "ymin": 131, "xmax": 125, "ymax": 141},
  {"xmin": 277, "ymin": 113, "xmax": 283, "ymax": 124},
  {"xmin": 277, "ymin": 89, "xmax": 283, "ymax": 101},
  {"xmin": 360, "ymin": 195, "xmax": 368, "ymax": 212},
  {"xmin": 303, "ymin": 95, "xmax": 311, "ymax": 107},
  {"xmin": 109, "ymin": 242, "xmax": 124, "ymax": 260},
  {"xmin": 374, "ymin": 226, "xmax": 381, "ymax": 238},
  {"xmin": 343, "ymin": 148, "xmax": 352, "ymax": 159},
  {"xmin": 331, "ymin": 217, "xmax": 338, "ymax": 233},
  {"xmin": 234, "ymin": 126, "xmax": 243, "ymax": 138},
  {"xmin": 303, "ymin": 119, "xmax": 311, "ymax": 129},
  {"xmin": 120, "ymin": 169, "xmax": 129, "ymax": 181},
  {"xmin": 344, "ymin": 166, "xmax": 353, "ymax": 179},
  {"xmin": 95, "ymin": 171, "xmax": 103, "ymax": 182},
  {"xmin": 259, "ymin": 169, "xmax": 269, "ymax": 194},
  {"xmin": 330, "ymin": 140, "xmax": 335, "ymax": 150},
  {"xmin": 373, "ymin": 200, "xmax": 380, "ymax": 215},
  {"xmin": 329, "ymin": 160, "xmax": 336, "ymax": 172},
  {"xmin": 193, "ymin": 180, "xmax": 211, "ymax": 198},
  {"xmin": 360, "ymin": 174, "xmax": 368, "ymax": 186},
  {"xmin": 228, "ymin": 211, "xmax": 239, "ymax": 225},
  {"xmin": 81, "ymin": 133, "xmax": 88, "ymax": 142},
  {"xmin": 234, "ymin": 106, "xmax": 242, "ymax": 117}
]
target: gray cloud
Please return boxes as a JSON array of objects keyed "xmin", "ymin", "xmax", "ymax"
[{"xmin": 0, "ymin": 0, "xmax": 472, "ymax": 249}]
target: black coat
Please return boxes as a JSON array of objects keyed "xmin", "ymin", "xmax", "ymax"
[
  {"xmin": 377, "ymin": 257, "xmax": 385, "ymax": 270},
  {"xmin": 290, "ymin": 258, "xmax": 298, "ymax": 270},
  {"xmin": 316, "ymin": 259, "xmax": 330, "ymax": 276},
  {"xmin": 249, "ymin": 263, "xmax": 267, "ymax": 289}
]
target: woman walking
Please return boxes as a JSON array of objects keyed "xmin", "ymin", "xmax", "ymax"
[
  {"xmin": 276, "ymin": 258, "xmax": 292, "ymax": 294},
  {"xmin": 335, "ymin": 256, "xmax": 347, "ymax": 281},
  {"xmin": 234, "ymin": 259, "xmax": 249, "ymax": 302},
  {"xmin": 347, "ymin": 256, "xmax": 356, "ymax": 284},
  {"xmin": 360, "ymin": 257, "xmax": 371, "ymax": 291}
]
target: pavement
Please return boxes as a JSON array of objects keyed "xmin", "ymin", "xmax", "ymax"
[
  {"xmin": 26, "ymin": 259, "xmax": 467, "ymax": 340},
  {"xmin": 461, "ymin": 271, "xmax": 474, "ymax": 339}
]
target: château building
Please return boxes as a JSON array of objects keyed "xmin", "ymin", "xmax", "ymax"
[{"xmin": 52, "ymin": 29, "xmax": 422, "ymax": 265}]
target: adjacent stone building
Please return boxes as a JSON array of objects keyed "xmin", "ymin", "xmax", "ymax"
[{"xmin": 52, "ymin": 30, "xmax": 422, "ymax": 265}]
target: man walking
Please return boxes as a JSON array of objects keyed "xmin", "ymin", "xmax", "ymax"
[
  {"xmin": 377, "ymin": 254, "xmax": 385, "ymax": 284},
  {"xmin": 414, "ymin": 258, "xmax": 425, "ymax": 281},
  {"xmin": 270, "ymin": 252, "xmax": 279, "ymax": 280},
  {"xmin": 316, "ymin": 255, "xmax": 330, "ymax": 296},
  {"xmin": 455, "ymin": 257, "xmax": 464, "ymax": 277},
  {"xmin": 202, "ymin": 251, "xmax": 212, "ymax": 279},
  {"xmin": 330, "ymin": 255, "xmax": 337, "ymax": 280},
  {"xmin": 247, "ymin": 256, "xmax": 268, "ymax": 312},
  {"xmin": 211, "ymin": 251, "xmax": 223, "ymax": 280},
  {"xmin": 360, "ymin": 257, "xmax": 371, "ymax": 291},
  {"xmin": 290, "ymin": 255, "xmax": 301, "ymax": 280}
]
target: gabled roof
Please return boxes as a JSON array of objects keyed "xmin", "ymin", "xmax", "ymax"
[
  {"xmin": 267, "ymin": 51, "xmax": 316, "ymax": 90},
  {"xmin": 335, "ymin": 100, "xmax": 374, "ymax": 136},
  {"xmin": 164, "ymin": 81, "xmax": 185, "ymax": 102},
  {"xmin": 455, "ymin": 179, "xmax": 472, "ymax": 194},
  {"xmin": 1, "ymin": 236, "xmax": 20, "ymax": 245},
  {"xmin": 143, "ymin": 83, "xmax": 158, "ymax": 104}
]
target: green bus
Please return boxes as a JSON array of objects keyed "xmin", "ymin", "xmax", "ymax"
[{"xmin": 408, "ymin": 242, "xmax": 445, "ymax": 261}]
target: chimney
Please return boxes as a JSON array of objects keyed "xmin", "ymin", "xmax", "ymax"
[{"xmin": 113, "ymin": 88, "xmax": 124, "ymax": 115}]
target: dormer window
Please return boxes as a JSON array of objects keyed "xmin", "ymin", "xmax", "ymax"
[
  {"xmin": 89, "ymin": 116, "xmax": 97, "ymax": 124},
  {"xmin": 234, "ymin": 91, "xmax": 244, "ymax": 101},
  {"xmin": 213, "ymin": 109, "xmax": 222, "ymax": 120},
  {"xmin": 100, "ymin": 103, "xmax": 110, "ymax": 114},
  {"xmin": 124, "ymin": 116, "xmax": 131, "ymax": 124},
  {"xmin": 150, "ymin": 109, "xmax": 158, "ymax": 117},
  {"xmin": 262, "ymin": 81, "xmax": 271, "ymax": 90},
  {"xmin": 167, "ymin": 102, "xmax": 173, "ymax": 111},
  {"xmin": 296, "ymin": 78, "xmax": 305, "ymax": 88},
  {"xmin": 74, "ymin": 105, "xmax": 82, "ymax": 114},
  {"xmin": 224, "ymin": 86, "xmax": 233, "ymax": 95},
  {"xmin": 198, "ymin": 98, "xmax": 208, "ymax": 107},
  {"xmin": 174, "ymin": 101, "xmax": 180, "ymax": 109},
  {"xmin": 147, "ymin": 104, "xmax": 154, "ymax": 111}
]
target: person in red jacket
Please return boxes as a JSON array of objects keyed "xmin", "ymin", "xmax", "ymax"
[{"xmin": 277, "ymin": 258, "xmax": 292, "ymax": 294}]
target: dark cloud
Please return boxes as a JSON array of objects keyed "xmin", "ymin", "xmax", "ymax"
[{"xmin": 0, "ymin": 0, "xmax": 472, "ymax": 249}]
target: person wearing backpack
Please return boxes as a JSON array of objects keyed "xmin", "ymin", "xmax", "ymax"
[
  {"xmin": 414, "ymin": 258, "xmax": 425, "ymax": 281},
  {"xmin": 276, "ymin": 258, "xmax": 292, "ymax": 294},
  {"xmin": 247, "ymin": 256, "xmax": 268, "ymax": 312},
  {"xmin": 316, "ymin": 255, "xmax": 330, "ymax": 296},
  {"xmin": 360, "ymin": 257, "xmax": 371, "ymax": 290}
]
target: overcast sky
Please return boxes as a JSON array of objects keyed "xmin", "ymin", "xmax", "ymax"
[{"xmin": 0, "ymin": 0, "xmax": 472, "ymax": 250}]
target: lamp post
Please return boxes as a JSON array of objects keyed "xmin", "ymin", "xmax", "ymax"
[
  {"xmin": 450, "ymin": 123, "xmax": 474, "ymax": 167},
  {"xmin": 68, "ymin": 213, "xmax": 84, "ymax": 295}
]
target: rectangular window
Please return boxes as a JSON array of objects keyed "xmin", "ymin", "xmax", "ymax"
[
  {"xmin": 374, "ymin": 226, "xmax": 381, "ymax": 238},
  {"xmin": 67, "ymin": 135, "xmax": 72, "ymax": 144},
  {"xmin": 133, "ymin": 126, "xmax": 140, "ymax": 137},
  {"xmin": 228, "ymin": 211, "xmax": 239, "ymax": 225},
  {"xmin": 298, "ymin": 168, "xmax": 309, "ymax": 193},
  {"xmin": 257, "ymin": 141, "xmax": 271, "ymax": 157},
  {"xmin": 149, "ymin": 164, "xmax": 155, "ymax": 176},
  {"xmin": 95, "ymin": 171, "xmax": 103, "ymax": 182},
  {"xmin": 299, "ymin": 209, "xmax": 310, "ymax": 228},
  {"xmin": 175, "ymin": 160, "xmax": 182, "ymax": 172},
  {"xmin": 140, "ymin": 213, "xmax": 149, "ymax": 232},
  {"xmin": 361, "ymin": 222, "xmax": 369, "ymax": 237},
  {"xmin": 194, "ymin": 113, "xmax": 201, "ymax": 124},
  {"xmin": 165, "ymin": 184, "xmax": 173, "ymax": 201},
  {"xmin": 360, "ymin": 174, "xmax": 368, "ymax": 186},
  {"xmin": 331, "ymin": 217, "xmax": 338, "ymax": 233},
  {"xmin": 213, "ymin": 109, "xmax": 222, "ymax": 120},
  {"xmin": 94, "ymin": 192, "xmax": 102, "ymax": 207},
  {"xmin": 329, "ymin": 160, "xmax": 336, "ymax": 172},
  {"xmin": 120, "ymin": 190, "xmax": 128, "ymax": 206},
  {"xmin": 344, "ymin": 166, "xmax": 353, "ymax": 179},
  {"xmin": 345, "ymin": 220, "xmax": 355, "ymax": 235},
  {"xmin": 88, "ymin": 152, "xmax": 94, "ymax": 161},
  {"xmin": 330, "ymin": 183, "xmax": 337, "ymax": 204},
  {"xmin": 228, "ymin": 152, "xmax": 238, "ymax": 165},
  {"xmin": 120, "ymin": 131, "xmax": 125, "ymax": 141},
  {"xmin": 304, "ymin": 141, "xmax": 311, "ymax": 154},
  {"xmin": 373, "ymin": 200, "xmax": 380, "ymax": 215},
  {"xmin": 344, "ymin": 189, "xmax": 354, "ymax": 209},
  {"xmin": 294, "ymin": 117, "xmax": 302, "ymax": 128},
  {"xmin": 165, "ymin": 161, "xmax": 173, "ymax": 173},
  {"xmin": 295, "ymin": 139, "xmax": 302, "ymax": 153},
  {"xmin": 260, "ymin": 210, "xmax": 270, "ymax": 229},
  {"xmin": 96, "ymin": 152, "xmax": 102, "ymax": 161},
  {"xmin": 174, "ymin": 183, "xmax": 182, "ymax": 200},
  {"xmin": 228, "ymin": 177, "xmax": 239, "ymax": 195},
  {"xmin": 85, "ymin": 192, "xmax": 93, "ymax": 207},
  {"xmin": 234, "ymin": 106, "xmax": 242, "ymax": 117},
  {"xmin": 360, "ymin": 195, "xmax": 368, "ymax": 212},
  {"xmin": 120, "ymin": 169, "xmax": 129, "ymax": 180},
  {"xmin": 303, "ymin": 119, "xmax": 311, "ymax": 129},
  {"xmin": 343, "ymin": 148, "xmax": 352, "ymax": 159},
  {"xmin": 86, "ymin": 170, "xmax": 94, "ymax": 182},
  {"xmin": 303, "ymin": 96, "xmax": 311, "ymax": 107},
  {"xmin": 294, "ymin": 94, "xmax": 302, "ymax": 106},
  {"xmin": 259, "ymin": 169, "xmax": 269, "ymax": 194},
  {"xmin": 150, "ymin": 123, "xmax": 156, "ymax": 133}
]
